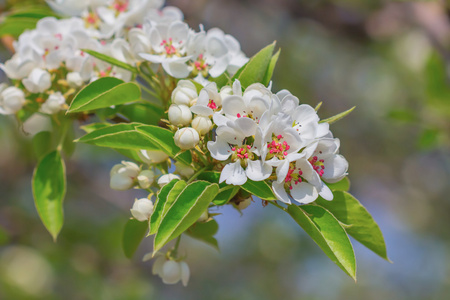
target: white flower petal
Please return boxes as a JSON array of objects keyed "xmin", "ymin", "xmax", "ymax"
[
  {"xmin": 207, "ymin": 139, "xmax": 232, "ymax": 161},
  {"xmin": 246, "ymin": 160, "xmax": 272, "ymax": 182},
  {"xmin": 272, "ymin": 181, "xmax": 291, "ymax": 204},
  {"xmin": 291, "ymin": 182, "xmax": 319, "ymax": 204}
]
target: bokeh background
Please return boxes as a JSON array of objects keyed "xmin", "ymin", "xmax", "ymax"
[{"xmin": 1, "ymin": 0, "xmax": 450, "ymax": 299}]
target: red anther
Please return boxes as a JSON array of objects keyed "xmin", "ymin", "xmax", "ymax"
[
  {"xmin": 285, "ymin": 145, "xmax": 290, "ymax": 150},
  {"xmin": 319, "ymin": 159, "xmax": 324, "ymax": 163},
  {"xmin": 247, "ymin": 145, "xmax": 251, "ymax": 149},
  {"xmin": 237, "ymin": 113, "xmax": 241, "ymax": 118},
  {"xmin": 231, "ymin": 147, "xmax": 236, "ymax": 151},
  {"xmin": 289, "ymin": 186, "xmax": 293, "ymax": 190},
  {"xmin": 283, "ymin": 151, "xmax": 288, "ymax": 156},
  {"xmin": 199, "ymin": 54, "xmax": 203, "ymax": 59},
  {"xmin": 299, "ymin": 170, "xmax": 303, "ymax": 175},
  {"xmin": 244, "ymin": 153, "xmax": 249, "ymax": 158},
  {"xmin": 277, "ymin": 135, "xmax": 283, "ymax": 139}
]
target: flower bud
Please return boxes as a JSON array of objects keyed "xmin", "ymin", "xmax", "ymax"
[
  {"xmin": 191, "ymin": 116, "xmax": 212, "ymax": 135},
  {"xmin": 168, "ymin": 104, "xmax": 192, "ymax": 127},
  {"xmin": 22, "ymin": 68, "xmax": 52, "ymax": 93},
  {"xmin": 219, "ymin": 85, "xmax": 233, "ymax": 100},
  {"xmin": 197, "ymin": 210, "xmax": 209, "ymax": 222},
  {"xmin": 110, "ymin": 161, "xmax": 140, "ymax": 190},
  {"xmin": 130, "ymin": 198, "xmax": 154, "ymax": 222},
  {"xmin": 137, "ymin": 170, "xmax": 155, "ymax": 189},
  {"xmin": 174, "ymin": 162, "xmax": 195, "ymax": 178},
  {"xmin": 157, "ymin": 174, "xmax": 181, "ymax": 187},
  {"xmin": 174, "ymin": 127, "xmax": 199, "ymax": 150},
  {"xmin": 66, "ymin": 72, "xmax": 83, "ymax": 88},
  {"xmin": 40, "ymin": 92, "xmax": 66, "ymax": 115},
  {"xmin": 138, "ymin": 149, "xmax": 169, "ymax": 164},
  {"xmin": 171, "ymin": 80, "xmax": 197, "ymax": 106},
  {"xmin": 234, "ymin": 198, "xmax": 252, "ymax": 210},
  {"xmin": 152, "ymin": 256, "xmax": 190, "ymax": 286},
  {"xmin": 0, "ymin": 85, "xmax": 26, "ymax": 115}
]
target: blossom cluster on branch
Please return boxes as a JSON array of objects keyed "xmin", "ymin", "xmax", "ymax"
[{"xmin": 0, "ymin": 0, "xmax": 389, "ymax": 286}]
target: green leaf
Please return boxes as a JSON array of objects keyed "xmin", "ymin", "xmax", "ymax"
[
  {"xmin": 287, "ymin": 204, "xmax": 356, "ymax": 280},
  {"xmin": 119, "ymin": 102, "xmax": 164, "ymax": 125},
  {"xmin": 80, "ymin": 122, "xmax": 111, "ymax": 133},
  {"xmin": 0, "ymin": 18, "xmax": 39, "ymax": 37},
  {"xmin": 149, "ymin": 180, "xmax": 186, "ymax": 235},
  {"xmin": 0, "ymin": 225, "xmax": 9, "ymax": 246},
  {"xmin": 32, "ymin": 151, "xmax": 66, "ymax": 241},
  {"xmin": 210, "ymin": 72, "xmax": 230, "ymax": 89},
  {"xmin": 122, "ymin": 218, "xmax": 149, "ymax": 259},
  {"xmin": 82, "ymin": 49, "xmax": 138, "ymax": 73},
  {"xmin": 241, "ymin": 179, "xmax": 277, "ymax": 201},
  {"xmin": 136, "ymin": 125, "xmax": 192, "ymax": 165},
  {"xmin": 62, "ymin": 124, "xmax": 76, "ymax": 158},
  {"xmin": 32, "ymin": 131, "xmax": 52, "ymax": 159},
  {"xmin": 316, "ymin": 191, "xmax": 389, "ymax": 261},
  {"xmin": 186, "ymin": 219, "xmax": 219, "ymax": 250},
  {"xmin": 76, "ymin": 123, "xmax": 159, "ymax": 150},
  {"xmin": 320, "ymin": 107, "xmax": 355, "ymax": 124},
  {"xmin": 262, "ymin": 48, "xmax": 281, "ymax": 86},
  {"xmin": 197, "ymin": 171, "xmax": 239, "ymax": 205},
  {"xmin": 326, "ymin": 177, "xmax": 350, "ymax": 192},
  {"xmin": 153, "ymin": 181, "xmax": 219, "ymax": 254},
  {"xmin": 189, "ymin": 79, "xmax": 205, "ymax": 94},
  {"xmin": 67, "ymin": 77, "xmax": 141, "ymax": 113},
  {"xmin": 234, "ymin": 41, "xmax": 276, "ymax": 88}
]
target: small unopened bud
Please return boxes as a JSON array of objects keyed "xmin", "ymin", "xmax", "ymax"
[
  {"xmin": 40, "ymin": 92, "xmax": 66, "ymax": 114},
  {"xmin": 152, "ymin": 256, "xmax": 190, "ymax": 286},
  {"xmin": 110, "ymin": 161, "xmax": 140, "ymax": 190},
  {"xmin": 234, "ymin": 198, "xmax": 252, "ymax": 210},
  {"xmin": 174, "ymin": 127, "xmax": 199, "ymax": 150},
  {"xmin": 66, "ymin": 72, "xmax": 84, "ymax": 88},
  {"xmin": 174, "ymin": 162, "xmax": 195, "ymax": 178},
  {"xmin": 168, "ymin": 104, "xmax": 192, "ymax": 127},
  {"xmin": 138, "ymin": 149, "xmax": 169, "ymax": 164},
  {"xmin": 22, "ymin": 68, "xmax": 51, "ymax": 93},
  {"xmin": 191, "ymin": 116, "xmax": 212, "ymax": 135},
  {"xmin": 137, "ymin": 170, "xmax": 155, "ymax": 189},
  {"xmin": 171, "ymin": 80, "xmax": 198, "ymax": 106},
  {"xmin": 0, "ymin": 85, "xmax": 26, "ymax": 115},
  {"xmin": 219, "ymin": 85, "xmax": 233, "ymax": 100},
  {"xmin": 157, "ymin": 174, "xmax": 181, "ymax": 187},
  {"xmin": 130, "ymin": 198, "xmax": 154, "ymax": 222}
]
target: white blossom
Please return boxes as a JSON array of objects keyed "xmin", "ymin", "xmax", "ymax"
[
  {"xmin": 157, "ymin": 173, "xmax": 180, "ymax": 187},
  {"xmin": 168, "ymin": 104, "xmax": 192, "ymax": 127},
  {"xmin": 171, "ymin": 80, "xmax": 198, "ymax": 106},
  {"xmin": 22, "ymin": 68, "xmax": 52, "ymax": 93},
  {"xmin": 138, "ymin": 149, "xmax": 169, "ymax": 164},
  {"xmin": 151, "ymin": 256, "xmax": 190, "ymax": 286},
  {"xmin": 110, "ymin": 161, "xmax": 140, "ymax": 190},
  {"xmin": 130, "ymin": 197, "xmax": 154, "ymax": 221},
  {"xmin": 66, "ymin": 72, "xmax": 84, "ymax": 88},
  {"xmin": 174, "ymin": 127, "xmax": 199, "ymax": 150},
  {"xmin": 137, "ymin": 170, "xmax": 155, "ymax": 189},
  {"xmin": 0, "ymin": 85, "xmax": 26, "ymax": 115},
  {"xmin": 40, "ymin": 92, "xmax": 67, "ymax": 114},
  {"xmin": 191, "ymin": 116, "xmax": 212, "ymax": 135}
]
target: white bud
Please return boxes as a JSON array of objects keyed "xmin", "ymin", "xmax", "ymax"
[
  {"xmin": 40, "ymin": 92, "xmax": 66, "ymax": 115},
  {"xmin": 174, "ymin": 127, "xmax": 199, "ymax": 150},
  {"xmin": 197, "ymin": 210, "xmax": 209, "ymax": 222},
  {"xmin": 235, "ymin": 198, "xmax": 252, "ymax": 210},
  {"xmin": 168, "ymin": 104, "xmax": 192, "ymax": 127},
  {"xmin": 22, "ymin": 68, "xmax": 52, "ymax": 93},
  {"xmin": 191, "ymin": 116, "xmax": 212, "ymax": 135},
  {"xmin": 137, "ymin": 170, "xmax": 155, "ymax": 189},
  {"xmin": 66, "ymin": 72, "xmax": 83, "ymax": 88},
  {"xmin": 130, "ymin": 198, "xmax": 154, "ymax": 222},
  {"xmin": 174, "ymin": 161, "xmax": 195, "ymax": 178},
  {"xmin": 110, "ymin": 161, "xmax": 140, "ymax": 190},
  {"xmin": 158, "ymin": 260, "xmax": 190, "ymax": 286},
  {"xmin": 138, "ymin": 149, "xmax": 169, "ymax": 164},
  {"xmin": 0, "ymin": 85, "xmax": 26, "ymax": 115},
  {"xmin": 157, "ymin": 174, "xmax": 181, "ymax": 187},
  {"xmin": 171, "ymin": 80, "xmax": 198, "ymax": 106}
]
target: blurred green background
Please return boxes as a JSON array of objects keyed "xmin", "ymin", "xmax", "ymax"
[{"xmin": 1, "ymin": 0, "xmax": 450, "ymax": 299}]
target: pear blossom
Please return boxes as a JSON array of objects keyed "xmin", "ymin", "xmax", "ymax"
[
  {"xmin": 66, "ymin": 72, "xmax": 84, "ymax": 88},
  {"xmin": 171, "ymin": 80, "xmax": 198, "ymax": 106},
  {"xmin": 138, "ymin": 149, "xmax": 169, "ymax": 164},
  {"xmin": 150, "ymin": 256, "xmax": 190, "ymax": 286},
  {"xmin": 157, "ymin": 174, "xmax": 181, "ymax": 187},
  {"xmin": 40, "ymin": 92, "xmax": 67, "ymax": 114},
  {"xmin": 207, "ymin": 118, "xmax": 272, "ymax": 185},
  {"xmin": 137, "ymin": 170, "xmax": 155, "ymax": 189},
  {"xmin": 22, "ymin": 68, "xmax": 52, "ymax": 93},
  {"xmin": 130, "ymin": 197, "xmax": 154, "ymax": 221},
  {"xmin": 190, "ymin": 82, "xmax": 222, "ymax": 117},
  {"xmin": 174, "ymin": 127, "xmax": 199, "ymax": 150},
  {"xmin": 168, "ymin": 104, "xmax": 192, "ymax": 127},
  {"xmin": 0, "ymin": 49, "xmax": 41, "ymax": 80},
  {"xmin": 191, "ymin": 116, "xmax": 212, "ymax": 135},
  {"xmin": 110, "ymin": 161, "xmax": 140, "ymax": 190},
  {"xmin": 0, "ymin": 85, "xmax": 26, "ymax": 115}
]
